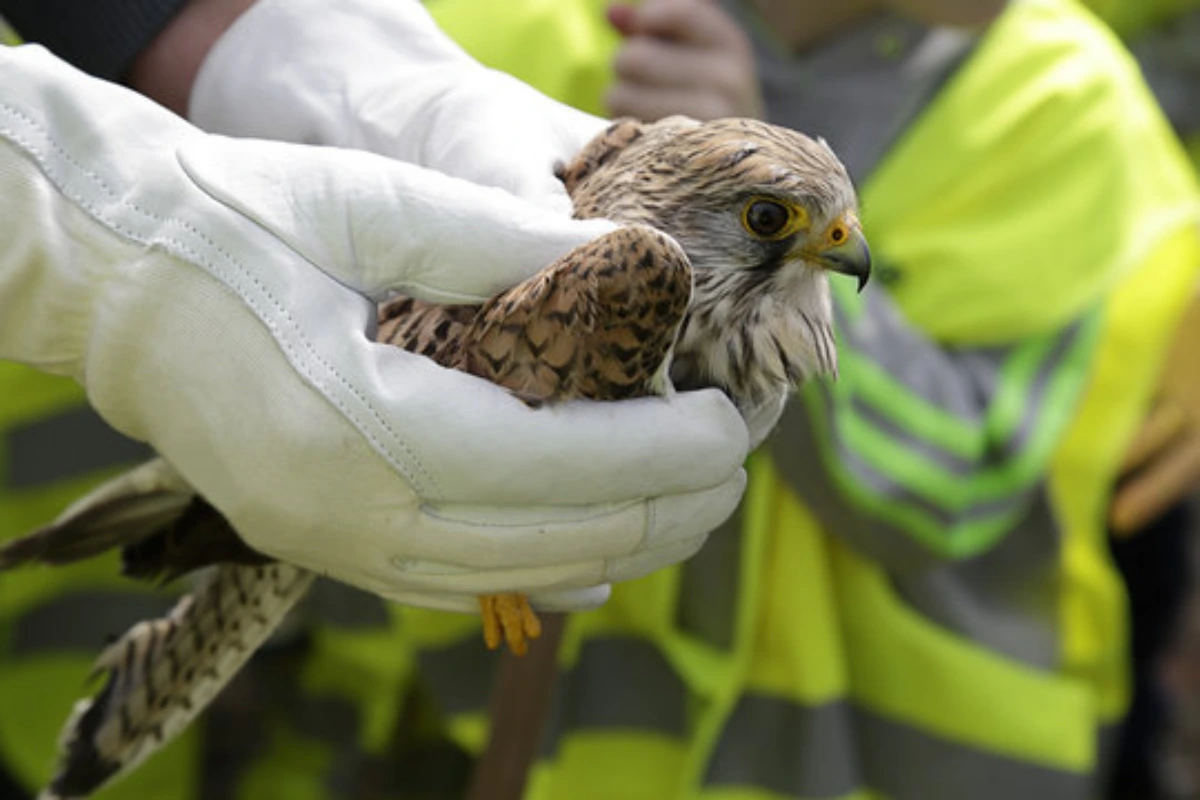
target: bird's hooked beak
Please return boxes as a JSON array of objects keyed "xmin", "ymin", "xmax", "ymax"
[{"xmin": 809, "ymin": 215, "xmax": 871, "ymax": 293}]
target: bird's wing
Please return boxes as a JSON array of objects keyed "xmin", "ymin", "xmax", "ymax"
[
  {"xmin": 0, "ymin": 457, "xmax": 267, "ymax": 582},
  {"xmin": 461, "ymin": 224, "xmax": 693, "ymax": 404},
  {"xmin": 376, "ymin": 294, "xmax": 477, "ymax": 362},
  {"xmin": 0, "ymin": 458, "xmax": 191, "ymax": 570}
]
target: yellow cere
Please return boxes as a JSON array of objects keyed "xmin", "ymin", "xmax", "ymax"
[{"xmin": 822, "ymin": 212, "xmax": 858, "ymax": 250}]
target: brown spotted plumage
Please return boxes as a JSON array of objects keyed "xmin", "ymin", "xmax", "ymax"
[
  {"xmin": 379, "ymin": 224, "xmax": 689, "ymax": 407},
  {"xmin": 0, "ymin": 115, "xmax": 867, "ymax": 799}
]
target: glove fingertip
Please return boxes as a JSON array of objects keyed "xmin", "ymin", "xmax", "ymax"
[{"xmin": 530, "ymin": 584, "xmax": 612, "ymax": 611}]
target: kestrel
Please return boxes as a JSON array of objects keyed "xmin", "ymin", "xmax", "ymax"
[{"xmin": 0, "ymin": 116, "xmax": 868, "ymax": 798}]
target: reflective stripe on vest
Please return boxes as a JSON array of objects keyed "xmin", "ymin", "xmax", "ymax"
[
  {"xmin": 765, "ymin": 307, "xmax": 1101, "ymax": 667},
  {"xmin": 805, "ymin": 306, "xmax": 1099, "ymax": 552},
  {"xmin": 302, "ymin": 578, "xmax": 391, "ymax": 630},
  {"xmin": 704, "ymin": 694, "xmax": 859, "ymax": 797},
  {"xmin": 418, "ymin": 634, "xmax": 690, "ymax": 754},
  {"xmin": 5, "ymin": 404, "xmax": 151, "ymax": 489},
  {"xmin": 540, "ymin": 637, "xmax": 688, "ymax": 757},
  {"xmin": 675, "ymin": 513, "xmax": 743, "ymax": 649},
  {"xmin": 418, "ymin": 636, "xmax": 502, "ymax": 717},
  {"xmin": 705, "ymin": 693, "xmax": 1092, "ymax": 800},
  {"xmin": 9, "ymin": 589, "xmax": 175, "ymax": 653},
  {"xmin": 674, "ymin": 310, "xmax": 1098, "ymax": 675},
  {"xmin": 418, "ymin": 632, "xmax": 1096, "ymax": 798}
]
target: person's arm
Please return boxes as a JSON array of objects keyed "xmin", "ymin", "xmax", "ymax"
[
  {"xmin": 0, "ymin": 0, "xmax": 253, "ymax": 105},
  {"xmin": 0, "ymin": 0, "xmax": 188, "ymax": 80},
  {"xmin": 124, "ymin": 0, "xmax": 252, "ymax": 114},
  {"xmin": 0, "ymin": 44, "xmax": 749, "ymax": 610},
  {"xmin": 605, "ymin": 0, "xmax": 763, "ymax": 122}
]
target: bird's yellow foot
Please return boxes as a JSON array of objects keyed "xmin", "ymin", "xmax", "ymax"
[{"xmin": 479, "ymin": 593, "xmax": 542, "ymax": 656}]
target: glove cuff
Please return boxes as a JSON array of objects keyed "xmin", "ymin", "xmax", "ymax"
[
  {"xmin": 187, "ymin": 0, "xmax": 608, "ymax": 214},
  {"xmin": 188, "ymin": 0, "xmax": 474, "ymax": 144}
]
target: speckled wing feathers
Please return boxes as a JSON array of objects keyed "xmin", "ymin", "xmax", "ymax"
[{"xmin": 379, "ymin": 225, "xmax": 690, "ymax": 405}]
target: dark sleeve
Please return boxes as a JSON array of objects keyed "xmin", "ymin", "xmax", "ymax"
[{"xmin": 0, "ymin": 0, "xmax": 190, "ymax": 80}]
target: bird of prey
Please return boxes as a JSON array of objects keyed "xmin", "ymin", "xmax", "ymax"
[{"xmin": 0, "ymin": 115, "xmax": 869, "ymax": 799}]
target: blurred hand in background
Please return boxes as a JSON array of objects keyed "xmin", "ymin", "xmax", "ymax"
[
  {"xmin": 606, "ymin": 0, "xmax": 763, "ymax": 122},
  {"xmin": 1112, "ymin": 288, "xmax": 1200, "ymax": 535}
]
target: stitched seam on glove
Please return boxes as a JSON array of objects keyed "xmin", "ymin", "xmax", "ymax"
[
  {"xmin": 645, "ymin": 496, "xmax": 658, "ymax": 552},
  {"xmin": 417, "ymin": 499, "xmax": 646, "ymax": 529},
  {"xmin": 0, "ymin": 100, "xmax": 439, "ymax": 496}
]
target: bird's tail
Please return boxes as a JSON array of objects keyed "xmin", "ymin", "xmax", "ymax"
[
  {"xmin": 0, "ymin": 458, "xmax": 192, "ymax": 570},
  {"xmin": 1, "ymin": 456, "xmax": 270, "ymax": 581},
  {"xmin": 38, "ymin": 563, "xmax": 315, "ymax": 800}
]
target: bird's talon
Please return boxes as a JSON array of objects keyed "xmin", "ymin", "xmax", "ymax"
[
  {"xmin": 479, "ymin": 593, "xmax": 540, "ymax": 656},
  {"xmin": 479, "ymin": 595, "xmax": 502, "ymax": 650},
  {"xmin": 521, "ymin": 600, "xmax": 542, "ymax": 640}
]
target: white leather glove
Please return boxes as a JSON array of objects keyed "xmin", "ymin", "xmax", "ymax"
[
  {"xmin": 189, "ymin": 0, "xmax": 606, "ymax": 215},
  {"xmin": 0, "ymin": 45, "xmax": 748, "ymax": 613},
  {"xmin": 743, "ymin": 393, "xmax": 789, "ymax": 451}
]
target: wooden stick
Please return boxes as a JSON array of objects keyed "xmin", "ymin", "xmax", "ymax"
[{"xmin": 464, "ymin": 612, "xmax": 567, "ymax": 800}]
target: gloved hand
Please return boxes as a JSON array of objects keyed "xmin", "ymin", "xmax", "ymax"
[
  {"xmin": 0, "ymin": 45, "xmax": 748, "ymax": 613},
  {"xmin": 189, "ymin": 0, "xmax": 607, "ymax": 215}
]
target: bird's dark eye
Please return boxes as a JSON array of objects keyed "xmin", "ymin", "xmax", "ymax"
[{"xmin": 741, "ymin": 198, "xmax": 803, "ymax": 240}]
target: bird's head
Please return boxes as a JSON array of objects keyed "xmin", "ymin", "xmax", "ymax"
[
  {"xmin": 562, "ymin": 117, "xmax": 869, "ymax": 295},
  {"xmin": 560, "ymin": 117, "xmax": 869, "ymax": 425}
]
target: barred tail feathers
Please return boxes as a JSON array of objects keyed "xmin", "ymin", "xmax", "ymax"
[{"xmin": 41, "ymin": 564, "xmax": 315, "ymax": 800}]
